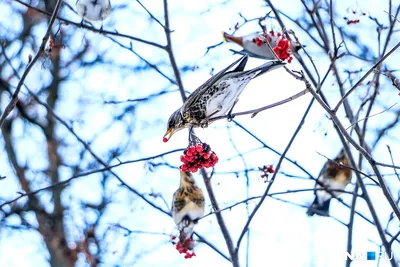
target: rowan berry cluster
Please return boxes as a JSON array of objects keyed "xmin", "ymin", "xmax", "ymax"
[
  {"xmin": 180, "ymin": 143, "xmax": 218, "ymax": 173},
  {"xmin": 259, "ymin": 164, "xmax": 275, "ymax": 181},
  {"xmin": 253, "ymin": 36, "xmax": 264, "ymax": 47},
  {"xmin": 171, "ymin": 236, "xmax": 196, "ymax": 259},
  {"xmin": 272, "ymin": 36, "xmax": 293, "ymax": 63}
]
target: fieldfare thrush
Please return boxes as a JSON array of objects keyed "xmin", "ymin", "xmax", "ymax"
[
  {"xmin": 172, "ymin": 169, "xmax": 205, "ymax": 237},
  {"xmin": 307, "ymin": 149, "xmax": 352, "ymax": 217},
  {"xmin": 223, "ymin": 32, "xmax": 302, "ymax": 60},
  {"xmin": 163, "ymin": 55, "xmax": 285, "ymax": 142}
]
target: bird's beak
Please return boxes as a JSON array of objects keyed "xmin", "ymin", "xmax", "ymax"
[
  {"xmin": 222, "ymin": 32, "xmax": 243, "ymax": 46},
  {"xmin": 292, "ymin": 43, "xmax": 305, "ymax": 52},
  {"xmin": 163, "ymin": 128, "xmax": 174, "ymax": 143}
]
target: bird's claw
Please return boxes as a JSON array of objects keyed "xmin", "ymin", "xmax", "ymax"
[
  {"xmin": 200, "ymin": 120, "xmax": 209, "ymax": 128},
  {"xmin": 227, "ymin": 113, "xmax": 235, "ymax": 122}
]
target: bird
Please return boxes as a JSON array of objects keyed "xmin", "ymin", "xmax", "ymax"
[
  {"xmin": 172, "ymin": 169, "xmax": 205, "ymax": 238},
  {"xmin": 163, "ymin": 55, "xmax": 285, "ymax": 142},
  {"xmin": 222, "ymin": 32, "xmax": 302, "ymax": 60},
  {"xmin": 76, "ymin": 0, "xmax": 111, "ymax": 30},
  {"xmin": 307, "ymin": 150, "xmax": 352, "ymax": 217}
]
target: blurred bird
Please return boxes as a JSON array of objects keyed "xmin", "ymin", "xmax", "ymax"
[
  {"xmin": 172, "ymin": 169, "xmax": 205, "ymax": 237},
  {"xmin": 76, "ymin": 0, "xmax": 111, "ymax": 29},
  {"xmin": 222, "ymin": 32, "xmax": 302, "ymax": 60},
  {"xmin": 307, "ymin": 150, "xmax": 352, "ymax": 217},
  {"xmin": 163, "ymin": 55, "xmax": 285, "ymax": 142}
]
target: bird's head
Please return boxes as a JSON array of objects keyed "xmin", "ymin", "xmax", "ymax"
[
  {"xmin": 291, "ymin": 41, "xmax": 305, "ymax": 53},
  {"xmin": 336, "ymin": 149, "xmax": 350, "ymax": 165},
  {"xmin": 163, "ymin": 109, "xmax": 185, "ymax": 142}
]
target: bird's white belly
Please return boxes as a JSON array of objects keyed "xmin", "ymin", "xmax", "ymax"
[
  {"xmin": 244, "ymin": 43, "xmax": 273, "ymax": 59},
  {"xmin": 173, "ymin": 201, "xmax": 205, "ymax": 225},
  {"xmin": 206, "ymin": 78, "xmax": 251, "ymax": 118},
  {"xmin": 77, "ymin": 0, "xmax": 110, "ymax": 21},
  {"xmin": 316, "ymin": 176, "xmax": 349, "ymax": 204}
]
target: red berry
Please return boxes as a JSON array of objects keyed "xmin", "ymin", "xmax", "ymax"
[
  {"xmin": 163, "ymin": 137, "xmax": 168, "ymax": 143},
  {"xmin": 196, "ymin": 145, "xmax": 202, "ymax": 152}
]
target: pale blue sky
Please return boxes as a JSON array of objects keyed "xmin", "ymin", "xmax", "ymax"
[{"xmin": 0, "ymin": 0, "xmax": 399, "ymax": 266}]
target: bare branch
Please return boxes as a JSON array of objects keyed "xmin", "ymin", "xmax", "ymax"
[{"xmin": 0, "ymin": 0, "xmax": 63, "ymax": 128}]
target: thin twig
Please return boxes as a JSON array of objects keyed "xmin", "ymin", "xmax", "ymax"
[
  {"xmin": 345, "ymin": 103, "xmax": 398, "ymax": 130},
  {"xmin": 235, "ymin": 71, "xmax": 312, "ymax": 253},
  {"xmin": 333, "ymin": 41, "xmax": 400, "ymax": 113},
  {"xmin": 208, "ymin": 88, "xmax": 309, "ymax": 123},
  {"xmin": 0, "ymin": 149, "xmax": 183, "ymax": 210}
]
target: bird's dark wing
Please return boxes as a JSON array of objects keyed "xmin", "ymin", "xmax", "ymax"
[
  {"xmin": 313, "ymin": 160, "xmax": 329, "ymax": 192},
  {"xmin": 182, "ymin": 55, "xmax": 248, "ymax": 112},
  {"xmin": 229, "ymin": 48, "xmax": 270, "ymax": 60}
]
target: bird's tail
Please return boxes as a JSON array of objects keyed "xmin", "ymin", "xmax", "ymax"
[
  {"xmin": 307, "ymin": 197, "xmax": 331, "ymax": 217},
  {"xmin": 222, "ymin": 32, "xmax": 242, "ymax": 44},
  {"xmin": 248, "ymin": 60, "xmax": 286, "ymax": 79}
]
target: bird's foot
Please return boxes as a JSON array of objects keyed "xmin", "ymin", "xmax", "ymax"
[
  {"xmin": 200, "ymin": 120, "xmax": 209, "ymax": 128},
  {"xmin": 227, "ymin": 113, "xmax": 235, "ymax": 122}
]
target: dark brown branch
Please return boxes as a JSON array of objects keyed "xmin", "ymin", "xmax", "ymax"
[
  {"xmin": 0, "ymin": 149, "xmax": 183, "ymax": 210},
  {"xmin": 163, "ymin": 0, "xmax": 186, "ymax": 101},
  {"xmin": 307, "ymin": 75, "xmax": 398, "ymax": 266},
  {"xmin": 0, "ymin": 0, "xmax": 63, "ymax": 128},
  {"xmin": 13, "ymin": 0, "xmax": 166, "ymax": 50},
  {"xmin": 201, "ymin": 169, "xmax": 239, "ymax": 266}
]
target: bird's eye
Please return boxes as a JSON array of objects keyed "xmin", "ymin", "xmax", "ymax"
[
  {"xmin": 168, "ymin": 118, "xmax": 174, "ymax": 127},
  {"xmin": 252, "ymin": 38, "xmax": 256, "ymax": 43}
]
